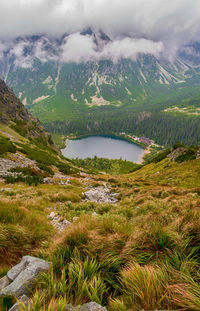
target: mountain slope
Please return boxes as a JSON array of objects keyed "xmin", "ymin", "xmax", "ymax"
[
  {"xmin": 0, "ymin": 35, "xmax": 200, "ymax": 145},
  {"xmin": 0, "ymin": 144, "xmax": 199, "ymax": 310},
  {"xmin": 0, "ymin": 79, "xmax": 81, "ymax": 185},
  {"xmin": 0, "ymin": 78, "xmax": 54, "ymax": 145}
]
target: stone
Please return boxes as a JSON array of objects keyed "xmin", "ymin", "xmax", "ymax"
[
  {"xmin": 48, "ymin": 210, "xmax": 71, "ymax": 232},
  {"xmin": 92, "ymin": 212, "xmax": 98, "ymax": 217},
  {"xmin": 0, "ymin": 256, "xmax": 52, "ymax": 298},
  {"xmin": 49, "ymin": 211, "xmax": 56, "ymax": 219},
  {"xmin": 79, "ymin": 302, "xmax": 107, "ymax": 311},
  {"xmin": 84, "ymin": 187, "xmax": 118, "ymax": 204},
  {"xmin": 0, "ymin": 188, "xmax": 12, "ymax": 192},
  {"xmin": 65, "ymin": 302, "xmax": 107, "ymax": 311},
  {"xmin": 65, "ymin": 304, "xmax": 75, "ymax": 311},
  {"xmin": 0, "ymin": 275, "xmax": 10, "ymax": 290},
  {"xmin": 8, "ymin": 295, "xmax": 32, "ymax": 311},
  {"xmin": 167, "ymin": 147, "xmax": 186, "ymax": 161},
  {"xmin": 72, "ymin": 216, "xmax": 79, "ymax": 222}
]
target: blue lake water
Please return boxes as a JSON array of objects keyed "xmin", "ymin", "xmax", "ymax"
[{"xmin": 61, "ymin": 136, "xmax": 144, "ymax": 163}]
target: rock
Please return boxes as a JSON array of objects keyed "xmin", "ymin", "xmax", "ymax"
[
  {"xmin": 65, "ymin": 302, "xmax": 107, "ymax": 311},
  {"xmin": 0, "ymin": 275, "xmax": 10, "ymax": 290},
  {"xmin": 79, "ymin": 302, "xmax": 107, "ymax": 311},
  {"xmin": 167, "ymin": 147, "xmax": 186, "ymax": 161},
  {"xmin": 0, "ymin": 188, "xmax": 12, "ymax": 192},
  {"xmin": 0, "ymin": 256, "xmax": 52, "ymax": 298},
  {"xmin": 48, "ymin": 210, "xmax": 71, "ymax": 232},
  {"xmin": 92, "ymin": 212, "xmax": 98, "ymax": 217},
  {"xmin": 84, "ymin": 187, "xmax": 118, "ymax": 203},
  {"xmin": 8, "ymin": 295, "xmax": 32, "ymax": 311},
  {"xmin": 65, "ymin": 304, "xmax": 75, "ymax": 311},
  {"xmin": 72, "ymin": 216, "xmax": 79, "ymax": 222},
  {"xmin": 49, "ymin": 211, "xmax": 56, "ymax": 219}
]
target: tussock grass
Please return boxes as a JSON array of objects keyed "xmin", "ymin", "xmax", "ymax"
[
  {"xmin": 0, "ymin": 157, "xmax": 200, "ymax": 310},
  {"xmin": 0, "ymin": 198, "xmax": 53, "ymax": 266}
]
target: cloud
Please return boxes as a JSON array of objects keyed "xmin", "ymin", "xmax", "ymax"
[
  {"xmin": 9, "ymin": 40, "xmax": 34, "ymax": 68},
  {"xmin": 0, "ymin": 0, "xmax": 200, "ymax": 63},
  {"xmin": 100, "ymin": 38, "xmax": 164, "ymax": 62},
  {"xmin": 60, "ymin": 33, "xmax": 96, "ymax": 63},
  {"xmin": 60, "ymin": 33, "xmax": 164, "ymax": 63}
]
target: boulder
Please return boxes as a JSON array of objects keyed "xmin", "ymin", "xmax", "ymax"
[
  {"xmin": 0, "ymin": 256, "xmax": 52, "ymax": 298},
  {"xmin": 8, "ymin": 295, "xmax": 32, "ymax": 311}
]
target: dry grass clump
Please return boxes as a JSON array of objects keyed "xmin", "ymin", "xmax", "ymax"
[{"xmin": 0, "ymin": 199, "xmax": 53, "ymax": 266}]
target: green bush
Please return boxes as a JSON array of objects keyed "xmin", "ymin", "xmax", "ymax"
[
  {"xmin": 37, "ymin": 163, "xmax": 54, "ymax": 176},
  {"xmin": 17, "ymin": 143, "xmax": 57, "ymax": 166},
  {"xmin": 0, "ymin": 136, "xmax": 16, "ymax": 155},
  {"xmin": 5, "ymin": 174, "xmax": 43, "ymax": 186},
  {"xmin": 10, "ymin": 119, "xmax": 28, "ymax": 137},
  {"xmin": 151, "ymin": 148, "xmax": 171, "ymax": 163},
  {"xmin": 57, "ymin": 162, "xmax": 71, "ymax": 174},
  {"xmin": 175, "ymin": 146, "xmax": 197, "ymax": 163}
]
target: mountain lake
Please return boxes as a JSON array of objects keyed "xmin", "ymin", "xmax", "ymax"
[{"xmin": 61, "ymin": 136, "xmax": 145, "ymax": 163}]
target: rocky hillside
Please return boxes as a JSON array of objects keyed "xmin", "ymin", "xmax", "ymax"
[
  {"xmin": 0, "ymin": 78, "xmax": 53, "ymax": 145},
  {"xmin": 0, "ymin": 79, "xmax": 81, "ymax": 185}
]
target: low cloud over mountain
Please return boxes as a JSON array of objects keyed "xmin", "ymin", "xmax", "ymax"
[{"xmin": 0, "ymin": 0, "xmax": 200, "ymax": 64}]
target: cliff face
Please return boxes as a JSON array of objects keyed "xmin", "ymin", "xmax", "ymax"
[{"xmin": 0, "ymin": 78, "xmax": 54, "ymax": 146}]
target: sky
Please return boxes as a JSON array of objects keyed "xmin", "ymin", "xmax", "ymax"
[{"xmin": 0, "ymin": 0, "xmax": 200, "ymax": 65}]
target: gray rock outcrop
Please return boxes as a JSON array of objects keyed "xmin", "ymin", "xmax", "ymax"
[
  {"xmin": 0, "ymin": 256, "xmax": 52, "ymax": 298},
  {"xmin": 47, "ymin": 211, "xmax": 71, "ymax": 232},
  {"xmin": 167, "ymin": 147, "xmax": 185, "ymax": 161},
  {"xmin": 84, "ymin": 187, "xmax": 118, "ymax": 203}
]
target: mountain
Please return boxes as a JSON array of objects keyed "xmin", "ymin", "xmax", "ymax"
[
  {"xmin": 0, "ymin": 78, "xmax": 54, "ymax": 145},
  {"xmin": 0, "ymin": 33, "xmax": 200, "ymax": 146},
  {"xmin": 0, "ymin": 78, "xmax": 80, "ymax": 183}
]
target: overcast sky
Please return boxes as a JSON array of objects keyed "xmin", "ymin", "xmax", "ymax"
[{"xmin": 0, "ymin": 0, "xmax": 200, "ymax": 64}]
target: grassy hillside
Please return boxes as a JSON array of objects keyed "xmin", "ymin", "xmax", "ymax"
[{"xmin": 0, "ymin": 142, "xmax": 199, "ymax": 310}]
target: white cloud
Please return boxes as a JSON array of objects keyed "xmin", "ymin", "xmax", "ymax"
[
  {"xmin": 60, "ymin": 33, "xmax": 96, "ymax": 63},
  {"xmin": 100, "ymin": 38, "xmax": 164, "ymax": 62},
  {"xmin": 0, "ymin": 0, "xmax": 200, "ymax": 63},
  {"xmin": 60, "ymin": 34, "xmax": 163, "ymax": 63}
]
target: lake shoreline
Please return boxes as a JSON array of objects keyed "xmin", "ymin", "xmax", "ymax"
[
  {"xmin": 61, "ymin": 135, "xmax": 146, "ymax": 163},
  {"xmin": 66, "ymin": 133, "xmax": 146, "ymax": 149}
]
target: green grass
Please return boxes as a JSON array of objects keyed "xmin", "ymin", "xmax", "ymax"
[{"xmin": 0, "ymin": 154, "xmax": 199, "ymax": 310}]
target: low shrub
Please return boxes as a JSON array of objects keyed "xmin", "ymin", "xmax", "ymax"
[
  {"xmin": 175, "ymin": 146, "xmax": 198, "ymax": 163},
  {"xmin": 5, "ymin": 174, "xmax": 43, "ymax": 186},
  {"xmin": 151, "ymin": 148, "xmax": 171, "ymax": 163},
  {"xmin": 0, "ymin": 136, "xmax": 16, "ymax": 155},
  {"xmin": 37, "ymin": 163, "xmax": 54, "ymax": 176}
]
